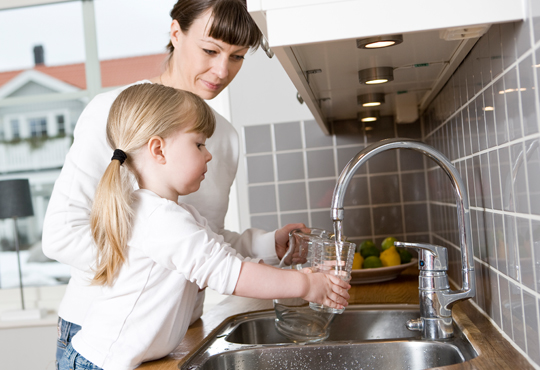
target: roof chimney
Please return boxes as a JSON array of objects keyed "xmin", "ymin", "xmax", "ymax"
[{"xmin": 33, "ymin": 45, "xmax": 44, "ymax": 66}]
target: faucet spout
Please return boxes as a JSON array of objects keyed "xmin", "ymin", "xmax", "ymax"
[{"xmin": 331, "ymin": 138, "xmax": 476, "ymax": 333}]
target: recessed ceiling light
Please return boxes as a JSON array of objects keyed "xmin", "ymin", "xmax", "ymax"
[
  {"xmin": 357, "ymin": 93, "xmax": 385, "ymax": 107},
  {"xmin": 357, "ymin": 35, "xmax": 403, "ymax": 49},
  {"xmin": 483, "ymin": 106, "xmax": 494, "ymax": 111},
  {"xmin": 358, "ymin": 67, "xmax": 394, "ymax": 85}
]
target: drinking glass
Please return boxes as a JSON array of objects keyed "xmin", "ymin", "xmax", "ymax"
[{"xmin": 309, "ymin": 239, "xmax": 355, "ymax": 314}]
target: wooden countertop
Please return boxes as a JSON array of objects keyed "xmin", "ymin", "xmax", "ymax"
[{"xmin": 138, "ymin": 266, "xmax": 534, "ymax": 369}]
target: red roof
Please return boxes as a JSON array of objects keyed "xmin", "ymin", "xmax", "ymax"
[{"xmin": 0, "ymin": 53, "xmax": 168, "ymax": 90}]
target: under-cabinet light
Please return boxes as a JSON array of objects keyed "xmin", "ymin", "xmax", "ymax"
[
  {"xmin": 357, "ymin": 35, "xmax": 403, "ymax": 49},
  {"xmin": 358, "ymin": 110, "xmax": 379, "ymax": 123},
  {"xmin": 357, "ymin": 93, "xmax": 385, "ymax": 107},
  {"xmin": 358, "ymin": 67, "xmax": 394, "ymax": 85}
]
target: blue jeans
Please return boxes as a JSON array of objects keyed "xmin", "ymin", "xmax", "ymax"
[
  {"xmin": 56, "ymin": 317, "xmax": 82, "ymax": 370},
  {"xmin": 59, "ymin": 343, "xmax": 102, "ymax": 370}
]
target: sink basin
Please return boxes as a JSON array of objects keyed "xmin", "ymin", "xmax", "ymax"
[
  {"xmin": 181, "ymin": 304, "xmax": 478, "ymax": 370},
  {"xmin": 190, "ymin": 341, "xmax": 469, "ymax": 370},
  {"xmin": 227, "ymin": 306, "xmax": 421, "ymax": 344}
]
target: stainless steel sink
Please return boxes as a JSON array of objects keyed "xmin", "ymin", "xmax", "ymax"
[
  {"xmin": 181, "ymin": 305, "xmax": 478, "ymax": 370},
  {"xmin": 227, "ymin": 306, "xmax": 421, "ymax": 344}
]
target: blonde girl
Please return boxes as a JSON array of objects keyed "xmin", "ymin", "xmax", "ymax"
[{"xmin": 59, "ymin": 83, "xmax": 350, "ymax": 370}]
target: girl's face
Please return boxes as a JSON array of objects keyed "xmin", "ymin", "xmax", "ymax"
[
  {"xmin": 169, "ymin": 10, "xmax": 249, "ymax": 100},
  {"xmin": 161, "ymin": 127, "xmax": 212, "ymax": 200}
]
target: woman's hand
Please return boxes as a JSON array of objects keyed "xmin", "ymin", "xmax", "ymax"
[
  {"xmin": 300, "ymin": 271, "xmax": 351, "ymax": 309},
  {"xmin": 274, "ymin": 223, "xmax": 309, "ymax": 260}
]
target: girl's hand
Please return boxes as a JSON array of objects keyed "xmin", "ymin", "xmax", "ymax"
[{"xmin": 301, "ymin": 272, "xmax": 351, "ymax": 309}]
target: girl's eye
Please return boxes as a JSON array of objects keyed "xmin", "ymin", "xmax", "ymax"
[
  {"xmin": 197, "ymin": 143, "xmax": 205, "ymax": 149},
  {"xmin": 231, "ymin": 55, "xmax": 245, "ymax": 61},
  {"xmin": 203, "ymin": 49, "xmax": 217, "ymax": 55}
]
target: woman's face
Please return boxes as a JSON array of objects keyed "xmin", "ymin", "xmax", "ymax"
[{"xmin": 169, "ymin": 9, "xmax": 249, "ymax": 100}]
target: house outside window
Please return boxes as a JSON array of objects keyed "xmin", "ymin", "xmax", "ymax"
[{"xmin": 0, "ymin": 1, "xmax": 177, "ymax": 292}]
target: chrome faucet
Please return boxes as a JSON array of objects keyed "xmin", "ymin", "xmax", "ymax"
[{"xmin": 331, "ymin": 138, "xmax": 476, "ymax": 340}]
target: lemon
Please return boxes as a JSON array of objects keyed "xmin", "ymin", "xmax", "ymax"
[
  {"xmin": 363, "ymin": 255, "xmax": 383, "ymax": 268},
  {"xmin": 397, "ymin": 248, "xmax": 413, "ymax": 263},
  {"xmin": 381, "ymin": 236, "xmax": 398, "ymax": 251},
  {"xmin": 379, "ymin": 246, "xmax": 401, "ymax": 267},
  {"xmin": 352, "ymin": 252, "xmax": 364, "ymax": 269}
]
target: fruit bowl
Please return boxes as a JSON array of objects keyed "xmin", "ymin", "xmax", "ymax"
[{"xmin": 350, "ymin": 259, "xmax": 417, "ymax": 284}]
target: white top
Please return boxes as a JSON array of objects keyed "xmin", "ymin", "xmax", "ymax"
[
  {"xmin": 42, "ymin": 80, "xmax": 277, "ymax": 326},
  {"xmin": 72, "ymin": 189, "xmax": 245, "ymax": 370}
]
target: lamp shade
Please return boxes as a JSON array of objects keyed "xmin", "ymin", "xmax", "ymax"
[{"xmin": 0, "ymin": 179, "xmax": 34, "ymax": 219}]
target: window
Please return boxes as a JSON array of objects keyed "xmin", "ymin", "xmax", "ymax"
[
  {"xmin": 0, "ymin": 0, "xmax": 176, "ymax": 292},
  {"xmin": 57, "ymin": 114, "xmax": 65, "ymax": 135},
  {"xmin": 29, "ymin": 117, "xmax": 48, "ymax": 137},
  {"xmin": 10, "ymin": 119, "xmax": 20, "ymax": 139}
]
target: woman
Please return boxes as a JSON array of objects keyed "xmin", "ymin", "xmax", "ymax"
[{"xmin": 42, "ymin": 0, "xmax": 304, "ymax": 366}]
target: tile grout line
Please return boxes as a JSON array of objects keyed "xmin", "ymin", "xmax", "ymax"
[
  {"xmin": 269, "ymin": 123, "xmax": 282, "ymax": 229},
  {"xmin": 300, "ymin": 120, "xmax": 313, "ymax": 228},
  {"xmin": 525, "ymin": 8, "xmax": 540, "ymax": 359},
  {"xmin": 395, "ymin": 122, "xmax": 407, "ymax": 241}
]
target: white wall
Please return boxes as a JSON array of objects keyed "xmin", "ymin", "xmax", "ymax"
[
  {"xmin": 229, "ymin": 48, "xmax": 313, "ymax": 128},
  {"xmin": 228, "ymin": 48, "xmax": 314, "ymax": 232}
]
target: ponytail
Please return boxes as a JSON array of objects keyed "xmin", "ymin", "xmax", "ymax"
[{"xmin": 90, "ymin": 156, "xmax": 134, "ymax": 286}]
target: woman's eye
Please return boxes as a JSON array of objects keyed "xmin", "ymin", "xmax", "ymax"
[
  {"xmin": 231, "ymin": 55, "xmax": 245, "ymax": 61},
  {"xmin": 203, "ymin": 49, "xmax": 217, "ymax": 55}
]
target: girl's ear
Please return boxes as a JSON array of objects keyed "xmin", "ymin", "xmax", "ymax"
[
  {"xmin": 148, "ymin": 136, "xmax": 167, "ymax": 164},
  {"xmin": 170, "ymin": 19, "xmax": 182, "ymax": 50}
]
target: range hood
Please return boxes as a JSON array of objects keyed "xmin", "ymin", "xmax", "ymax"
[{"xmin": 247, "ymin": 0, "xmax": 527, "ymax": 134}]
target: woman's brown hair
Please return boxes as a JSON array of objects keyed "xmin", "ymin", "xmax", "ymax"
[
  {"xmin": 90, "ymin": 83, "xmax": 215, "ymax": 286},
  {"xmin": 167, "ymin": 0, "xmax": 262, "ymax": 53}
]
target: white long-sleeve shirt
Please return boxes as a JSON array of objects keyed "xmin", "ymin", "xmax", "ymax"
[
  {"xmin": 72, "ymin": 189, "xmax": 246, "ymax": 370},
  {"xmin": 42, "ymin": 80, "xmax": 277, "ymax": 326}
]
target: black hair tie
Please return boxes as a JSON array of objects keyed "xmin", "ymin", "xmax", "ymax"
[{"xmin": 111, "ymin": 149, "xmax": 127, "ymax": 165}]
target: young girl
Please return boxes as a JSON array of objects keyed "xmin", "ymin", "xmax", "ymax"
[{"xmin": 59, "ymin": 83, "xmax": 350, "ymax": 370}]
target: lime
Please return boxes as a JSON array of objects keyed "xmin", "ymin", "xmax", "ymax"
[
  {"xmin": 363, "ymin": 255, "xmax": 383, "ymax": 268},
  {"xmin": 397, "ymin": 248, "xmax": 413, "ymax": 263},
  {"xmin": 381, "ymin": 236, "xmax": 398, "ymax": 251},
  {"xmin": 358, "ymin": 240, "xmax": 375, "ymax": 254},
  {"xmin": 360, "ymin": 244, "xmax": 380, "ymax": 259}
]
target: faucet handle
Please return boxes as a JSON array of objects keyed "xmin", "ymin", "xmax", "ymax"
[{"xmin": 395, "ymin": 241, "xmax": 448, "ymax": 271}]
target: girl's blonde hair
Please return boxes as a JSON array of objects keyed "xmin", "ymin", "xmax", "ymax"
[{"xmin": 90, "ymin": 83, "xmax": 215, "ymax": 286}]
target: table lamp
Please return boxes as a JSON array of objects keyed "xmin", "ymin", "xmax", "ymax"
[{"xmin": 0, "ymin": 179, "xmax": 43, "ymax": 321}]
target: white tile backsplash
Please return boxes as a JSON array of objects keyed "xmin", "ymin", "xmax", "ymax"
[{"xmin": 423, "ymin": 4, "xmax": 540, "ymax": 365}]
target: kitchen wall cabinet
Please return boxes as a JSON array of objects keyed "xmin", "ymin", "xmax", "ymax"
[{"xmin": 247, "ymin": 0, "xmax": 527, "ymax": 134}]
